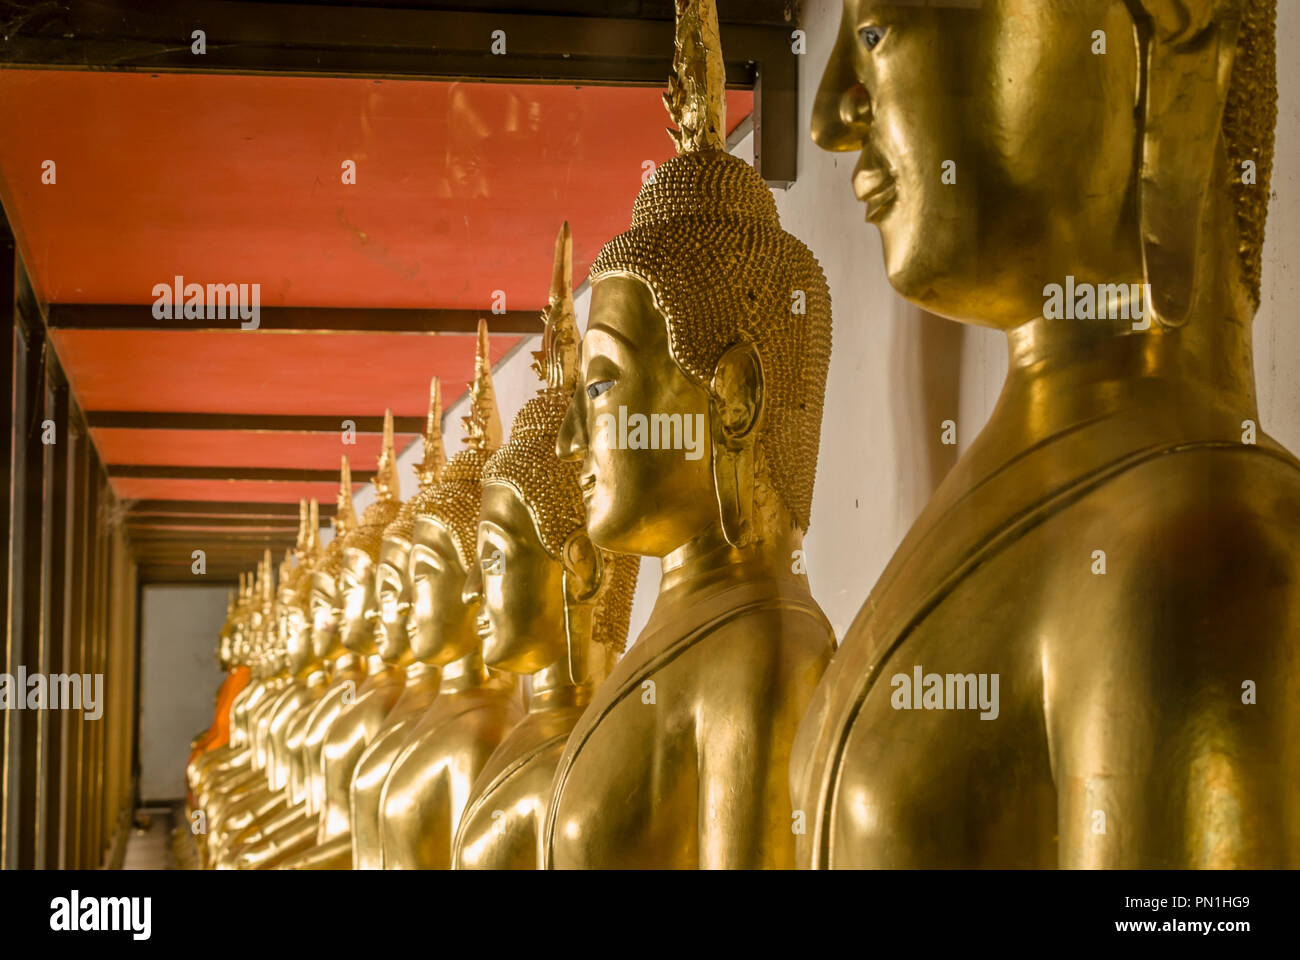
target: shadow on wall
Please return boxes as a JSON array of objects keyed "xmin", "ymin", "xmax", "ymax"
[{"xmin": 890, "ymin": 298, "xmax": 964, "ymax": 530}]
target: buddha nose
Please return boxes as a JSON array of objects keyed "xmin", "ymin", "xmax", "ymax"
[
  {"xmin": 461, "ymin": 557, "xmax": 483, "ymax": 607},
  {"xmin": 812, "ymin": 33, "xmax": 872, "ymax": 151},
  {"xmin": 839, "ymin": 85, "xmax": 872, "ymax": 129},
  {"xmin": 556, "ymin": 391, "xmax": 586, "ymax": 462}
]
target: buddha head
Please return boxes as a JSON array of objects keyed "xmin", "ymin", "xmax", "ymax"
[
  {"xmin": 376, "ymin": 378, "xmax": 447, "ymax": 666},
  {"xmin": 339, "ymin": 412, "xmax": 402, "ymax": 656},
  {"xmin": 558, "ymin": 0, "xmax": 832, "ymax": 557},
  {"xmin": 406, "ymin": 320, "xmax": 502, "ymax": 665},
  {"xmin": 229, "ymin": 572, "xmax": 257, "ymax": 674},
  {"xmin": 470, "ymin": 223, "xmax": 638, "ymax": 684},
  {"xmin": 277, "ymin": 500, "xmax": 321, "ymax": 676},
  {"xmin": 310, "ymin": 458, "xmax": 359, "ymax": 661},
  {"xmin": 216, "ymin": 587, "xmax": 238, "ymax": 670},
  {"xmin": 252, "ymin": 551, "xmax": 285, "ymax": 675},
  {"xmin": 812, "ymin": 0, "xmax": 1276, "ymax": 330}
]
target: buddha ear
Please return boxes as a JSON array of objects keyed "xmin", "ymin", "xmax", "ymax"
[
  {"xmin": 560, "ymin": 529, "xmax": 603, "ymax": 604},
  {"xmin": 1128, "ymin": 0, "xmax": 1242, "ymax": 327},
  {"xmin": 560, "ymin": 530, "xmax": 602, "ymax": 684},
  {"xmin": 709, "ymin": 342, "xmax": 764, "ymax": 547},
  {"xmin": 710, "ymin": 341, "xmax": 764, "ymax": 441}
]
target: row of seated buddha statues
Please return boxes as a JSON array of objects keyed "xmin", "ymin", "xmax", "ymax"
[{"xmin": 186, "ymin": 0, "xmax": 1297, "ymax": 867}]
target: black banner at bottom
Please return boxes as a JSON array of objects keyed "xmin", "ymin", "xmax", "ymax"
[{"xmin": 0, "ymin": 868, "xmax": 1283, "ymax": 948}]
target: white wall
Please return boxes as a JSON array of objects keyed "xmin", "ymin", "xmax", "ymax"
[
  {"xmin": 348, "ymin": 0, "xmax": 1300, "ymax": 648},
  {"xmin": 138, "ymin": 585, "xmax": 230, "ymax": 800},
  {"xmin": 1255, "ymin": 0, "xmax": 1300, "ymax": 454}
]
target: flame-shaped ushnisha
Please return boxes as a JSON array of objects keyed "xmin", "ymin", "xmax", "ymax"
[
  {"xmin": 384, "ymin": 378, "xmax": 449, "ymax": 547},
  {"xmin": 318, "ymin": 457, "xmax": 359, "ymax": 580},
  {"xmin": 663, "ymin": 0, "xmax": 726, "ymax": 154},
  {"xmin": 344, "ymin": 410, "xmax": 404, "ymax": 559},
  {"xmin": 414, "ymin": 320, "xmax": 503, "ymax": 568},
  {"xmin": 414, "ymin": 377, "xmax": 446, "ymax": 490}
]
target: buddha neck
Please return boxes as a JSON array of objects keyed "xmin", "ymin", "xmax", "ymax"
[
  {"xmin": 438, "ymin": 647, "xmax": 490, "ymax": 695},
  {"xmin": 982, "ymin": 203, "xmax": 1258, "ymax": 471},
  {"xmin": 328, "ymin": 651, "xmax": 363, "ymax": 679},
  {"xmin": 528, "ymin": 659, "xmax": 591, "ymax": 713},
  {"xmin": 365, "ymin": 652, "xmax": 386, "ymax": 677},
  {"xmin": 299, "ymin": 661, "xmax": 328, "ymax": 686},
  {"xmin": 659, "ymin": 518, "xmax": 806, "ymax": 598},
  {"xmin": 403, "ymin": 659, "xmax": 440, "ymax": 688}
]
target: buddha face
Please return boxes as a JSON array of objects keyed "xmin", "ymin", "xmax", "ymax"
[
  {"xmin": 813, "ymin": 0, "xmax": 1142, "ymax": 327},
  {"xmin": 280, "ymin": 599, "xmax": 312, "ymax": 674},
  {"xmin": 341, "ymin": 549, "xmax": 380, "ymax": 655},
  {"xmin": 558, "ymin": 275, "xmax": 716, "ymax": 556},
  {"xmin": 469, "ymin": 483, "xmax": 567, "ymax": 675},
  {"xmin": 309, "ymin": 571, "xmax": 343, "ymax": 660},
  {"xmin": 376, "ymin": 538, "xmax": 414, "ymax": 665},
  {"xmin": 407, "ymin": 515, "xmax": 479, "ymax": 664}
]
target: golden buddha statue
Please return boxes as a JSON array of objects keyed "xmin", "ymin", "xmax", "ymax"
[
  {"xmin": 196, "ymin": 556, "xmax": 289, "ymax": 815},
  {"xmin": 454, "ymin": 223, "xmax": 638, "ymax": 870},
  {"xmin": 207, "ymin": 505, "xmax": 329, "ymax": 853},
  {"xmin": 188, "ymin": 587, "xmax": 250, "ymax": 774},
  {"xmin": 795, "ymin": 0, "xmax": 1297, "ymax": 868},
  {"xmin": 187, "ymin": 574, "xmax": 255, "ymax": 795},
  {"xmin": 216, "ymin": 461, "xmax": 370, "ymax": 868},
  {"xmin": 276, "ymin": 413, "xmax": 413, "ymax": 869},
  {"xmin": 546, "ymin": 0, "xmax": 835, "ymax": 868},
  {"xmin": 377, "ymin": 319, "xmax": 525, "ymax": 870},
  {"xmin": 342, "ymin": 379, "xmax": 447, "ymax": 870},
  {"xmin": 189, "ymin": 572, "xmax": 261, "ymax": 865}
]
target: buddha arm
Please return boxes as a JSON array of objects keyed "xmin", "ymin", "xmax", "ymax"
[
  {"xmin": 698, "ymin": 617, "xmax": 826, "ymax": 869},
  {"xmin": 1054, "ymin": 515, "xmax": 1299, "ymax": 868},
  {"xmin": 198, "ymin": 667, "xmax": 251, "ymax": 754},
  {"xmin": 278, "ymin": 833, "xmax": 352, "ymax": 870}
]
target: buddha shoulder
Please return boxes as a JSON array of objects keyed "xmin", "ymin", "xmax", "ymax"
[
  {"xmin": 631, "ymin": 594, "xmax": 834, "ymax": 709},
  {"xmin": 1048, "ymin": 443, "xmax": 1300, "ymax": 707},
  {"xmin": 418, "ymin": 690, "xmax": 522, "ymax": 753}
]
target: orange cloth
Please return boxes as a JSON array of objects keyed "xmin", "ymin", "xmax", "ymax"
[
  {"xmin": 187, "ymin": 666, "xmax": 250, "ymax": 807},
  {"xmin": 190, "ymin": 666, "xmax": 250, "ymax": 758}
]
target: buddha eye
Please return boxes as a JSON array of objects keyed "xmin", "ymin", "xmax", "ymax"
[
  {"xmin": 859, "ymin": 25, "xmax": 886, "ymax": 50},
  {"xmin": 586, "ymin": 380, "xmax": 614, "ymax": 400}
]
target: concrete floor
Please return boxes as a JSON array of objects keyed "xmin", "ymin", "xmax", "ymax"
[{"xmin": 120, "ymin": 805, "xmax": 183, "ymax": 870}]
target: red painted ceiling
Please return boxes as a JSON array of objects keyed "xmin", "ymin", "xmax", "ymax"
[
  {"xmin": 50, "ymin": 330, "xmax": 517, "ymax": 416},
  {"xmin": 0, "ymin": 69, "xmax": 754, "ymax": 516},
  {"xmin": 112, "ymin": 479, "xmax": 357, "ymax": 504},
  {"xmin": 92, "ymin": 429, "xmax": 416, "ymax": 470},
  {"xmin": 0, "ymin": 70, "xmax": 752, "ymax": 308}
]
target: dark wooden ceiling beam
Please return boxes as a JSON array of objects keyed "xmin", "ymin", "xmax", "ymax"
[
  {"xmin": 47, "ymin": 304, "xmax": 544, "ymax": 335},
  {"xmin": 0, "ymin": 1, "xmax": 797, "ymax": 184},
  {"xmin": 88, "ymin": 412, "xmax": 426, "ymax": 433}
]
